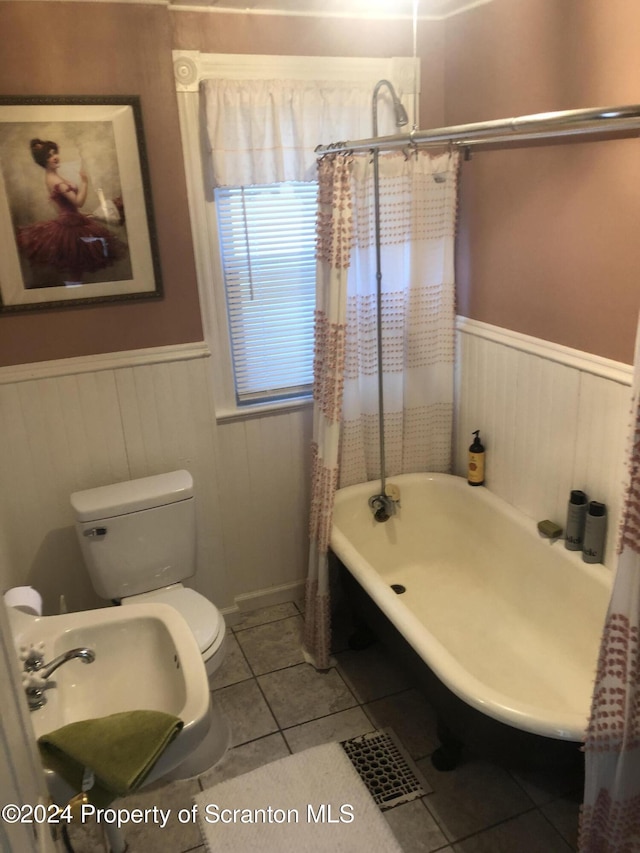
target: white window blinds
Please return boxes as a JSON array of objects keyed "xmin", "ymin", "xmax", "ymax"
[{"xmin": 215, "ymin": 181, "xmax": 318, "ymax": 404}]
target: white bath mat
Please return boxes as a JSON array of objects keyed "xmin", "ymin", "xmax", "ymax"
[{"xmin": 194, "ymin": 741, "xmax": 403, "ymax": 853}]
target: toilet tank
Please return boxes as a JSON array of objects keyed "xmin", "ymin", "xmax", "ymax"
[{"xmin": 70, "ymin": 470, "xmax": 196, "ymax": 601}]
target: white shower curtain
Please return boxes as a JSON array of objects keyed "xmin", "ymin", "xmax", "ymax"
[
  {"xmin": 304, "ymin": 148, "xmax": 459, "ymax": 669},
  {"xmin": 579, "ymin": 322, "xmax": 640, "ymax": 851}
]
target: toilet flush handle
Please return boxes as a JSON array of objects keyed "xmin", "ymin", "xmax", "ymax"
[{"xmin": 84, "ymin": 527, "xmax": 108, "ymax": 538}]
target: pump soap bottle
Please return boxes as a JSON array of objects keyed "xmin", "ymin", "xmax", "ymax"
[
  {"xmin": 565, "ymin": 490, "xmax": 588, "ymax": 551},
  {"xmin": 468, "ymin": 430, "xmax": 485, "ymax": 486},
  {"xmin": 583, "ymin": 501, "xmax": 607, "ymax": 564}
]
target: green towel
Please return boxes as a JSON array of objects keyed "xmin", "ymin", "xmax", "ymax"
[{"xmin": 38, "ymin": 710, "xmax": 183, "ymax": 807}]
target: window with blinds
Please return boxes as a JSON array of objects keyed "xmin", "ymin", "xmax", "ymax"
[{"xmin": 215, "ymin": 181, "xmax": 317, "ymax": 405}]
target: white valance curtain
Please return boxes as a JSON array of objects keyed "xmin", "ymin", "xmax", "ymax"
[
  {"xmin": 201, "ymin": 78, "xmax": 399, "ymax": 187},
  {"xmin": 304, "ymin": 149, "xmax": 459, "ymax": 669}
]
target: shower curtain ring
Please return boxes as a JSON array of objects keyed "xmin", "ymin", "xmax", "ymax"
[{"xmin": 403, "ymin": 138, "xmax": 418, "ymax": 160}]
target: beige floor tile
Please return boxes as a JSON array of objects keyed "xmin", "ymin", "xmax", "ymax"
[
  {"xmin": 419, "ymin": 757, "xmax": 535, "ymax": 842},
  {"xmin": 199, "ymin": 732, "xmax": 291, "ymax": 789},
  {"xmin": 383, "ymin": 799, "xmax": 449, "ymax": 853},
  {"xmin": 235, "ymin": 614, "xmax": 305, "ymax": 675},
  {"xmin": 283, "ymin": 707, "xmax": 376, "ymax": 753},
  {"xmin": 232, "ymin": 602, "xmax": 299, "ymax": 631},
  {"xmin": 541, "ymin": 793, "xmax": 582, "ymax": 850},
  {"xmin": 213, "ymin": 679, "xmax": 278, "ymax": 746},
  {"xmin": 114, "ymin": 777, "xmax": 203, "ymax": 852},
  {"xmin": 209, "ymin": 633, "xmax": 252, "ymax": 689},
  {"xmin": 451, "ymin": 810, "xmax": 573, "ymax": 852},
  {"xmin": 258, "ymin": 663, "xmax": 357, "ymax": 728}
]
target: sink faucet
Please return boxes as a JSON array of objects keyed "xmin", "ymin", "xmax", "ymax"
[
  {"xmin": 37, "ymin": 647, "xmax": 96, "ymax": 679},
  {"xmin": 23, "ymin": 647, "xmax": 96, "ymax": 711}
]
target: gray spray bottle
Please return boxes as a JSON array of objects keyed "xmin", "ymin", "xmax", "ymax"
[
  {"xmin": 582, "ymin": 501, "xmax": 607, "ymax": 564},
  {"xmin": 565, "ymin": 490, "xmax": 588, "ymax": 551}
]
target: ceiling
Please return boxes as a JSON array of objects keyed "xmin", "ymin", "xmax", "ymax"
[{"xmin": 168, "ymin": 0, "xmax": 493, "ymax": 19}]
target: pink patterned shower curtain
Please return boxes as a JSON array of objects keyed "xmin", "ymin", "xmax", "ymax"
[
  {"xmin": 303, "ymin": 153, "xmax": 352, "ymax": 670},
  {"xmin": 304, "ymin": 149, "xmax": 459, "ymax": 669},
  {"xmin": 579, "ymin": 326, "xmax": 640, "ymax": 851}
]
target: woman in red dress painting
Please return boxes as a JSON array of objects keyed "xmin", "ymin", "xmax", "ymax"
[{"xmin": 17, "ymin": 138, "xmax": 125, "ymax": 285}]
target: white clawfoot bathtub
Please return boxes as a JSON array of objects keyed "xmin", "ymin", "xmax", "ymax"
[{"xmin": 331, "ymin": 473, "xmax": 611, "ymax": 744}]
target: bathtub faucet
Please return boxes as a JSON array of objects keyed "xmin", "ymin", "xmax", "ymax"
[{"xmin": 368, "ymin": 492, "xmax": 397, "ymax": 523}]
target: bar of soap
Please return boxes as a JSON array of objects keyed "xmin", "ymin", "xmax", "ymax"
[{"xmin": 537, "ymin": 519, "xmax": 563, "ymax": 538}]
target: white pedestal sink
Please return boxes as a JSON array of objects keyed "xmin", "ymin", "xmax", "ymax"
[{"xmin": 9, "ymin": 602, "xmax": 212, "ymax": 801}]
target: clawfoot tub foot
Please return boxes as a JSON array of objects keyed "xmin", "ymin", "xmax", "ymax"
[
  {"xmin": 432, "ymin": 719, "xmax": 464, "ymax": 771},
  {"xmin": 348, "ymin": 623, "xmax": 377, "ymax": 650}
]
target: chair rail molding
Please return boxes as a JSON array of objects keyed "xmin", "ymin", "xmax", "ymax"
[
  {"xmin": 456, "ymin": 316, "xmax": 633, "ymax": 386},
  {"xmin": 0, "ymin": 341, "xmax": 210, "ymax": 386}
]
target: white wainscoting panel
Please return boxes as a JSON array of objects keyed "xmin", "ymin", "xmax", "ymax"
[
  {"xmin": 0, "ymin": 345, "xmax": 311, "ymax": 618},
  {"xmin": 4, "ymin": 323, "xmax": 623, "ymax": 617},
  {"xmin": 455, "ymin": 319, "xmax": 633, "ymax": 569}
]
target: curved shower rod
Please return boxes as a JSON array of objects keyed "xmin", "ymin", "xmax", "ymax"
[{"xmin": 315, "ymin": 104, "xmax": 640, "ymax": 156}]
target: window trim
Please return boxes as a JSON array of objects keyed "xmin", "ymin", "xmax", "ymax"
[{"xmin": 174, "ymin": 50, "xmax": 419, "ymax": 420}]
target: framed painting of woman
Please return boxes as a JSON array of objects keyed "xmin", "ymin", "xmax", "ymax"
[{"xmin": 0, "ymin": 96, "xmax": 162, "ymax": 311}]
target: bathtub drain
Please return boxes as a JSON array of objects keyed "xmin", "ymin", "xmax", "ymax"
[
  {"xmin": 341, "ymin": 728, "xmax": 426, "ymax": 809},
  {"xmin": 391, "ymin": 584, "xmax": 406, "ymax": 594}
]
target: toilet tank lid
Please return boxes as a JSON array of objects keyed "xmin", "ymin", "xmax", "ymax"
[{"xmin": 71, "ymin": 470, "xmax": 193, "ymax": 522}]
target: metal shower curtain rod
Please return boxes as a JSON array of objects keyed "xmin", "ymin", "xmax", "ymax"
[{"xmin": 315, "ymin": 104, "xmax": 640, "ymax": 155}]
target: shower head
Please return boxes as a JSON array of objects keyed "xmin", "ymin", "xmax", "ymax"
[
  {"xmin": 393, "ymin": 97, "xmax": 410, "ymax": 129},
  {"xmin": 372, "ymin": 79, "xmax": 409, "ymax": 136}
]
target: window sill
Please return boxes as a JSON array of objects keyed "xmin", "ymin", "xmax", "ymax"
[{"xmin": 216, "ymin": 395, "xmax": 313, "ymax": 424}]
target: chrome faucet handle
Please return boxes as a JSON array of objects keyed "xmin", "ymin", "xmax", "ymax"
[
  {"xmin": 22, "ymin": 671, "xmax": 53, "ymax": 711},
  {"xmin": 22, "ymin": 671, "xmax": 48, "ymax": 690},
  {"xmin": 20, "ymin": 642, "xmax": 46, "ymax": 672}
]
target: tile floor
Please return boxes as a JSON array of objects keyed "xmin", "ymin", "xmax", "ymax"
[{"xmin": 68, "ymin": 600, "xmax": 583, "ymax": 853}]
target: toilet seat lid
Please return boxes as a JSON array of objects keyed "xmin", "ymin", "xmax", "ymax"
[{"xmin": 126, "ymin": 587, "xmax": 223, "ymax": 654}]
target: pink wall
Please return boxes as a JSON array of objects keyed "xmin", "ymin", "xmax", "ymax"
[
  {"xmin": 1, "ymin": 1, "xmax": 634, "ymax": 366},
  {"xmin": 446, "ymin": 0, "xmax": 640, "ymax": 363},
  {"xmin": 171, "ymin": 10, "xmax": 445, "ymax": 131},
  {"xmin": 0, "ymin": 2, "xmax": 203, "ymax": 367},
  {"xmin": 0, "ymin": 3, "xmax": 443, "ymax": 368}
]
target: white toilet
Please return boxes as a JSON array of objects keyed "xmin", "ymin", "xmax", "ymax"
[{"xmin": 70, "ymin": 469, "xmax": 230, "ymax": 777}]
